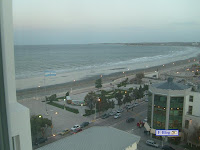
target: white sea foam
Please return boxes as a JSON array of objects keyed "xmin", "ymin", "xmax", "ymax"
[{"xmin": 15, "ymin": 45, "xmax": 200, "ymax": 90}]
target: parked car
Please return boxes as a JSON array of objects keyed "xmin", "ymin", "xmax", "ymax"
[
  {"xmin": 127, "ymin": 104, "xmax": 135, "ymax": 109},
  {"xmin": 162, "ymin": 145, "xmax": 175, "ymax": 150},
  {"xmin": 126, "ymin": 117, "xmax": 135, "ymax": 123},
  {"xmin": 143, "ymin": 118, "xmax": 147, "ymax": 123},
  {"xmin": 73, "ymin": 128, "xmax": 82, "ymax": 134},
  {"xmin": 134, "ymin": 102, "xmax": 139, "ymax": 106},
  {"xmin": 114, "ymin": 113, "xmax": 121, "ymax": 119},
  {"xmin": 146, "ymin": 140, "xmax": 159, "ymax": 148},
  {"xmin": 34, "ymin": 137, "xmax": 47, "ymax": 145},
  {"xmin": 101, "ymin": 113, "xmax": 109, "ymax": 119},
  {"xmin": 109, "ymin": 110, "xmax": 117, "ymax": 116},
  {"xmin": 117, "ymin": 108, "xmax": 124, "ymax": 113},
  {"xmin": 58, "ymin": 128, "xmax": 70, "ymax": 135},
  {"xmin": 80, "ymin": 122, "xmax": 89, "ymax": 128},
  {"xmin": 71, "ymin": 125, "xmax": 80, "ymax": 131},
  {"xmin": 145, "ymin": 99, "xmax": 148, "ymax": 102},
  {"xmin": 125, "ymin": 104, "xmax": 130, "ymax": 109}
]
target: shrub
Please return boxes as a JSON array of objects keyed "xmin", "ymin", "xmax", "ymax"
[
  {"xmin": 47, "ymin": 102, "xmax": 79, "ymax": 114},
  {"xmin": 83, "ymin": 109, "xmax": 95, "ymax": 116}
]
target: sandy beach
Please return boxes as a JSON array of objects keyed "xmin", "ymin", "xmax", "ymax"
[{"xmin": 16, "ymin": 54, "xmax": 200, "ymax": 101}]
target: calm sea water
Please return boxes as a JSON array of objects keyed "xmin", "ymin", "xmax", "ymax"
[{"xmin": 14, "ymin": 44, "xmax": 200, "ymax": 80}]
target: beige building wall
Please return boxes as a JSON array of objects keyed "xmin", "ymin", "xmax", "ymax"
[{"xmin": 125, "ymin": 142, "xmax": 138, "ymax": 150}]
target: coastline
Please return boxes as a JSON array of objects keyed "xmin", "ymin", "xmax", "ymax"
[{"xmin": 16, "ymin": 54, "xmax": 200, "ymax": 101}]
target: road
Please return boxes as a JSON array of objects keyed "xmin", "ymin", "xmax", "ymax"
[{"xmin": 34, "ymin": 101, "xmax": 185, "ymax": 150}]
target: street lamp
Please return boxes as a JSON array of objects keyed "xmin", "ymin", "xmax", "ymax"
[
  {"xmin": 71, "ymin": 80, "xmax": 76, "ymax": 93},
  {"xmin": 81, "ymin": 103, "xmax": 83, "ymax": 116},
  {"xmin": 51, "ymin": 111, "xmax": 58, "ymax": 136},
  {"xmin": 36, "ymin": 85, "xmax": 40, "ymax": 100},
  {"xmin": 64, "ymin": 99, "xmax": 66, "ymax": 110},
  {"xmin": 94, "ymin": 98, "xmax": 101, "ymax": 120}
]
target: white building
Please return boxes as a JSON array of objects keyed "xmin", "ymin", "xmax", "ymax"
[
  {"xmin": 37, "ymin": 126, "xmax": 141, "ymax": 150},
  {"xmin": 0, "ymin": 0, "xmax": 32, "ymax": 149},
  {"xmin": 145, "ymin": 77, "xmax": 200, "ymax": 145}
]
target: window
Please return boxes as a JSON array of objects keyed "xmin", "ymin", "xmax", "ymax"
[
  {"xmin": 185, "ymin": 120, "xmax": 189, "ymax": 129},
  {"xmin": 188, "ymin": 106, "xmax": 193, "ymax": 115},
  {"xmin": 12, "ymin": 135, "xmax": 21, "ymax": 150},
  {"xmin": 189, "ymin": 96, "xmax": 193, "ymax": 102}
]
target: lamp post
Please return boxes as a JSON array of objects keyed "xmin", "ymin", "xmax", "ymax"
[
  {"xmin": 81, "ymin": 103, "xmax": 83, "ymax": 116},
  {"xmin": 71, "ymin": 79, "xmax": 76, "ymax": 93},
  {"xmin": 36, "ymin": 85, "xmax": 40, "ymax": 100},
  {"xmin": 94, "ymin": 98, "xmax": 101, "ymax": 120},
  {"xmin": 51, "ymin": 111, "xmax": 58, "ymax": 136},
  {"xmin": 64, "ymin": 99, "xmax": 66, "ymax": 110}
]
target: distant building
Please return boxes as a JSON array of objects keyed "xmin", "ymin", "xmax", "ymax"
[
  {"xmin": 36, "ymin": 126, "xmax": 140, "ymax": 150},
  {"xmin": 144, "ymin": 71, "xmax": 159, "ymax": 79},
  {"xmin": 145, "ymin": 77, "xmax": 200, "ymax": 146}
]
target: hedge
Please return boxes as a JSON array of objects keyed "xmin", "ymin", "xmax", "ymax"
[
  {"xmin": 83, "ymin": 109, "xmax": 95, "ymax": 116},
  {"xmin": 47, "ymin": 102, "xmax": 79, "ymax": 114}
]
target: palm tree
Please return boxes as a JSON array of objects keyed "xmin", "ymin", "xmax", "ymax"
[
  {"xmin": 84, "ymin": 91, "xmax": 98, "ymax": 110},
  {"xmin": 115, "ymin": 90, "xmax": 123, "ymax": 108}
]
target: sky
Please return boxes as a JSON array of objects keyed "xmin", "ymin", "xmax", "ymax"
[{"xmin": 13, "ymin": 0, "xmax": 200, "ymax": 45}]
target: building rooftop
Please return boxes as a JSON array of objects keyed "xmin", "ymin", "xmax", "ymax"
[
  {"xmin": 36, "ymin": 126, "xmax": 140, "ymax": 150},
  {"xmin": 152, "ymin": 77, "xmax": 190, "ymax": 90}
]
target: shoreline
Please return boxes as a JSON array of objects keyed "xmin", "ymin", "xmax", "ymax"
[{"xmin": 16, "ymin": 55, "xmax": 200, "ymax": 101}]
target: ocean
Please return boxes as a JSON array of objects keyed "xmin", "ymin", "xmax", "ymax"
[{"xmin": 14, "ymin": 44, "xmax": 200, "ymax": 90}]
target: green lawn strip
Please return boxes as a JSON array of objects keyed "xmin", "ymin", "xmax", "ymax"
[
  {"xmin": 56, "ymin": 96, "xmax": 65, "ymax": 100},
  {"xmin": 47, "ymin": 102, "xmax": 79, "ymax": 114}
]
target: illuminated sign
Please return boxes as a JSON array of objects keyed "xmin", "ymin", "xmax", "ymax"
[
  {"xmin": 156, "ymin": 130, "xmax": 179, "ymax": 136},
  {"xmin": 44, "ymin": 71, "xmax": 56, "ymax": 77}
]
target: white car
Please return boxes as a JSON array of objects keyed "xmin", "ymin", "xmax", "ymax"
[
  {"xmin": 117, "ymin": 109, "xmax": 124, "ymax": 113},
  {"xmin": 143, "ymin": 118, "xmax": 147, "ymax": 123},
  {"xmin": 109, "ymin": 111, "xmax": 116, "ymax": 116},
  {"xmin": 71, "ymin": 125, "xmax": 80, "ymax": 131},
  {"xmin": 146, "ymin": 140, "xmax": 159, "ymax": 148},
  {"xmin": 114, "ymin": 113, "xmax": 121, "ymax": 119}
]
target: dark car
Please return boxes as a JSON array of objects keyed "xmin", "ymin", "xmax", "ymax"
[
  {"xmin": 80, "ymin": 122, "xmax": 89, "ymax": 128},
  {"xmin": 162, "ymin": 145, "xmax": 175, "ymax": 150},
  {"xmin": 101, "ymin": 113, "xmax": 109, "ymax": 119},
  {"xmin": 73, "ymin": 128, "xmax": 82, "ymax": 134},
  {"xmin": 34, "ymin": 137, "xmax": 47, "ymax": 145},
  {"xmin": 126, "ymin": 117, "xmax": 135, "ymax": 123}
]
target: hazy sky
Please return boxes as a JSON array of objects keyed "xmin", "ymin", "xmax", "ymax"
[{"xmin": 13, "ymin": 0, "xmax": 200, "ymax": 45}]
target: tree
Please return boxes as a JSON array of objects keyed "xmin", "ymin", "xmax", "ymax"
[
  {"xmin": 189, "ymin": 124, "xmax": 200, "ymax": 145},
  {"xmin": 110, "ymin": 100, "xmax": 115, "ymax": 109},
  {"xmin": 46, "ymin": 94, "xmax": 57, "ymax": 103},
  {"xmin": 136, "ymin": 72, "xmax": 144, "ymax": 79},
  {"xmin": 65, "ymin": 91, "xmax": 70, "ymax": 96},
  {"xmin": 115, "ymin": 90, "xmax": 123, "ymax": 108},
  {"xmin": 135, "ymin": 72, "xmax": 144, "ymax": 84},
  {"xmin": 95, "ymin": 78, "xmax": 102, "ymax": 89},
  {"xmin": 30, "ymin": 115, "xmax": 52, "ymax": 141},
  {"xmin": 143, "ymin": 84, "xmax": 149, "ymax": 91},
  {"xmin": 133, "ymin": 88, "xmax": 140, "ymax": 99},
  {"xmin": 124, "ymin": 93, "xmax": 131, "ymax": 104},
  {"xmin": 139, "ymin": 85, "xmax": 144, "ymax": 98},
  {"xmin": 84, "ymin": 91, "xmax": 98, "ymax": 110}
]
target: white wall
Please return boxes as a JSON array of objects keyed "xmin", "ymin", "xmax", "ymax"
[
  {"xmin": 1, "ymin": 0, "xmax": 32, "ymax": 149},
  {"xmin": 188, "ymin": 92, "xmax": 200, "ymax": 116},
  {"xmin": 125, "ymin": 142, "xmax": 138, "ymax": 150}
]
